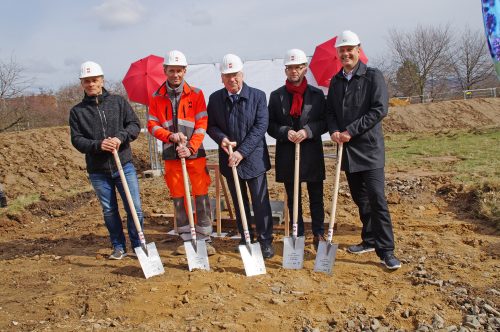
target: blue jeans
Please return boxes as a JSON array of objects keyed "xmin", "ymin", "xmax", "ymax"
[{"xmin": 89, "ymin": 162, "xmax": 144, "ymax": 251}]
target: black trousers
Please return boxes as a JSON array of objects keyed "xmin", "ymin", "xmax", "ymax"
[
  {"xmin": 284, "ymin": 181, "xmax": 325, "ymax": 237},
  {"xmin": 224, "ymin": 172, "xmax": 274, "ymax": 245},
  {"xmin": 345, "ymin": 168, "xmax": 395, "ymax": 258}
]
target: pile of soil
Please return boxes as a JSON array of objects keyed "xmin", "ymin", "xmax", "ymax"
[{"xmin": 0, "ymin": 99, "xmax": 498, "ymax": 331}]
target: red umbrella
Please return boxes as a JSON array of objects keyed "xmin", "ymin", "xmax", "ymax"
[
  {"xmin": 309, "ymin": 36, "xmax": 368, "ymax": 88},
  {"xmin": 122, "ymin": 55, "xmax": 166, "ymax": 106}
]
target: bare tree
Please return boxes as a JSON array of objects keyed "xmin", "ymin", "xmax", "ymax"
[
  {"xmin": 0, "ymin": 56, "xmax": 32, "ymax": 132},
  {"xmin": 450, "ymin": 26, "xmax": 494, "ymax": 90},
  {"xmin": 388, "ymin": 25, "xmax": 452, "ymax": 99}
]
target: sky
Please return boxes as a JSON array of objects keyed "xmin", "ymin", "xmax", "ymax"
[{"xmin": 0, "ymin": 0, "xmax": 486, "ymax": 92}]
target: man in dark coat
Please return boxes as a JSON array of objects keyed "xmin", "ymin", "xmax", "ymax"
[
  {"xmin": 268, "ymin": 48, "xmax": 327, "ymax": 250},
  {"xmin": 207, "ymin": 54, "xmax": 275, "ymax": 259},
  {"xmin": 326, "ymin": 31, "xmax": 401, "ymax": 270},
  {"xmin": 69, "ymin": 61, "xmax": 144, "ymax": 260}
]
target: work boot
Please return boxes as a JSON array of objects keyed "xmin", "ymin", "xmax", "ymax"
[{"xmin": 206, "ymin": 243, "xmax": 216, "ymax": 256}]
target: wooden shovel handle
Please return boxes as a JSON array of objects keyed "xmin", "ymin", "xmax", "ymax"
[
  {"xmin": 180, "ymin": 157, "xmax": 197, "ymax": 238},
  {"xmin": 292, "ymin": 143, "xmax": 300, "ymax": 237},
  {"xmin": 327, "ymin": 142, "xmax": 343, "ymax": 243},
  {"xmin": 112, "ymin": 150, "xmax": 143, "ymax": 234},
  {"xmin": 228, "ymin": 145, "xmax": 250, "ymax": 235}
]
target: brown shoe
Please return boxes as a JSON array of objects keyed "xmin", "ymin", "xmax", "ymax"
[{"xmin": 175, "ymin": 244, "xmax": 186, "ymax": 255}]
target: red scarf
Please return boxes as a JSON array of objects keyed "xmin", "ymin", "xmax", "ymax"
[{"xmin": 285, "ymin": 77, "xmax": 307, "ymax": 118}]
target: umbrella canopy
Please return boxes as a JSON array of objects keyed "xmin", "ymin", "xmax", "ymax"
[
  {"xmin": 309, "ymin": 36, "xmax": 368, "ymax": 88},
  {"xmin": 122, "ymin": 55, "xmax": 166, "ymax": 106}
]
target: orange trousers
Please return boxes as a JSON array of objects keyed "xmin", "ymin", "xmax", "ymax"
[{"xmin": 164, "ymin": 158, "xmax": 211, "ymax": 198}]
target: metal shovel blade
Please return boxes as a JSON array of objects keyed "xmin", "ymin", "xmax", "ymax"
[
  {"xmin": 313, "ymin": 241, "xmax": 338, "ymax": 275},
  {"xmin": 238, "ymin": 243, "xmax": 266, "ymax": 276},
  {"xmin": 282, "ymin": 236, "xmax": 305, "ymax": 269},
  {"xmin": 185, "ymin": 240, "xmax": 210, "ymax": 271},
  {"xmin": 134, "ymin": 242, "xmax": 165, "ymax": 279}
]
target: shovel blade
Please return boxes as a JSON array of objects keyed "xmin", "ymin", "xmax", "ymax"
[
  {"xmin": 238, "ymin": 243, "xmax": 266, "ymax": 276},
  {"xmin": 185, "ymin": 240, "xmax": 210, "ymax": 271},
  {"xmin": 313, "ymin": 241, "xmax": 338, "ymax": 275},
  {"xmin": 282, "ymin": 236, "xmax": 305, "ymax": 269},
  {"xmin": 134, "ymin": 242, "xmax": 165, "ymax": 279}
]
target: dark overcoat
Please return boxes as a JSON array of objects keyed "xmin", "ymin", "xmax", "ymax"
[
  {"xmin": 326, "ymin": 62, "xmax": 389, "ymax": 173},
  {"xmin": 267, "ymin": 84, "xmax": 326, "ymax": 182}
]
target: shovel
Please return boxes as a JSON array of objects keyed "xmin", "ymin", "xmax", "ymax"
[
  {"xmin": 314, "ymin": 142, "xmax": 343, "ymax": 274},
  {"xmin": 282, "ymin": 142, "xmax": 305, "ymax": 269},
  {"xmin": 229, "ymin": 145, "xmax": 266, "ymax": 276},
  {"xmin": 180, "ymin": 156, "xmax": 210, "ymax": 271},
  {"xmin": 112, "ymin": 150, "xmax": 164, "ymax": 279}
]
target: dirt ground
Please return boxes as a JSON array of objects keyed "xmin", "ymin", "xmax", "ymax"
[{"xmin": 0, "ymin": 98, "xmax": 499, "ymax": 331}]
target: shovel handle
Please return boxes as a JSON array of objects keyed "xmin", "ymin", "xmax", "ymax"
[
  {"xmin": 228, "ymin": 145, "xmax": 251, "ymax": 242},
  {"xmin": 292, "ymin": 143, "xmax": 300, "ymax": 237},
  {"xmin": 180, "ymin": 157, "xmax": 197, "ymax": 241},
  {"xmin": 327, "ymin": 142, "xmax": 343, "ymax": 243},
  {"xmin": 112, "ymin": 150, "xmax": 144, "ymax": 238}
]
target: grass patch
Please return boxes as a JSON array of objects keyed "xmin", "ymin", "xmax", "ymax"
[
  {"xmin": 385, "ymin": 127, "xmax": 500, "ymax": 185},
  {"xmin": 0, "ymin": 193, "xmax": 40, "ymax": 216}
]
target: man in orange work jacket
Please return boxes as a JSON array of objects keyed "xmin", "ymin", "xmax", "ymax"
[{"xmin": 147, "ymin": 50, "xmax": 215, "ymax": 256}]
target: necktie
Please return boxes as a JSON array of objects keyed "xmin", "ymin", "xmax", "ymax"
[{"xmin": 230, "ymin": 94, "xmax": 239, "ymax": 104}]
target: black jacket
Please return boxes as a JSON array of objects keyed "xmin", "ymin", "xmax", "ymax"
[
  {"xmin": 326, "ymin": 62, "xmax": 388, "ymax": 173},
  {"xmin": 267, "ymin": 84, "xmax": 327, "ymax": 182},
  {"xmin": 69, "ymin": 89, "xmax": 141, "ymax": 174}
]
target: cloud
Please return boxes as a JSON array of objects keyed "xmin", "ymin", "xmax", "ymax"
[
  {"xmin": 185, "ymin": 9, "xmax": 212, "ymax": 26},
  {"xmin": 25, "ymin": 58, "xmax": 57, "ymax": 74},
  {"xmin": 93, "ymin": 0, "xmax": 146, "ymax": 30}
]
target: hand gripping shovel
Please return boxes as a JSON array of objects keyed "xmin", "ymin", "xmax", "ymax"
[
  {"xmin": 180, "ymin": 156, "xmax": 210, "ymax": 271},
  {"xmin": 314, "ymin": 142, "xmax": 343, "ymax": 274},
  {"xmin": 112, "ymin": 150, "xmax": 164, "ymax": 279},
  {"xmin": 282, "ymin": 142, "xmax": 305, "ymax": 269},
  {"xmin": 229, "ymin": 145, "xmax": 266, "ymax": 276}
]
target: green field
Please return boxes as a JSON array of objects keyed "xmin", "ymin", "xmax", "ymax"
[{"xmin": 386, "ymin": 127, "xmax": 500, "ymax": 185}]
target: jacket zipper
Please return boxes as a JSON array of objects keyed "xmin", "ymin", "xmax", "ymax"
[{"xmin": 96, "ymin": 96, "xmax": 114, "ymax": 174}]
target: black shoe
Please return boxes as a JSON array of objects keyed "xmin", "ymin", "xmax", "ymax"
[
  {"xmin": 347, "ymin": 242, "xmax": 375, "ymax": 254},
  {"xmin": 380, "ymin": 253, "xmax": 401, "ymax": 270},
  {"xmin": 260, "ymin": 243, "xmax": 274, "ymax": 259},
  {"xmin": 313, "ymin": 234, "xmax": 326, "ymax": 251},
  {"xmin": 0, "ymin": 196, "xmax": 6, "ymax": 208}
]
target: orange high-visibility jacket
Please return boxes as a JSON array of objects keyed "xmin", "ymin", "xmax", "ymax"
[{"xmin": 148, "ymin": 82, "xmax": 207, "ymax": 160}]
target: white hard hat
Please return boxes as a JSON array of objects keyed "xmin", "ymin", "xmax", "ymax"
[
  {"xmin": 220, "ymin": 54, "xmax": 243, "ymax": 74},
  {"xmin": 284, "ymin": 49, "xmax": 308, "ymax": 66},
  {"xmin": 164, "ymin": 50, "xmax": 188, "ymax": 66},
  {"xmin": 335, "ymin": 30, "xmax": 361, "ymax": 48},
  {"xmin": 80, "ymin": 61, "xmax": 104, "ymax": 78}
]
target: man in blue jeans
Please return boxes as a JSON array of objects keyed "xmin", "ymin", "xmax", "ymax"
[{"xmin": 69, "ymin": 61, "xmax": 143, "ymax": 260}]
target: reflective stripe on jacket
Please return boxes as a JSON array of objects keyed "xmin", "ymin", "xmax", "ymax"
[{"xmin": 147, "ymin": 82, "xmax": 207, "ymax": 160}]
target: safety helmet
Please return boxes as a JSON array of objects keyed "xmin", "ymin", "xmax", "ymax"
[
  {"xmin": 80, "ymin": 61, "xmax": 104, "ymax": 78},
  {"xmin": 220, "ymin": 54, "xmax": 243, "ymax": 74},
  {"xmin": 335, "ymin": 30, "xmax": 361, "ymax": 48},
  {"xmin": 164, "ymin": 50, "xmax": 188, "ymax": 66},
  {"xmin": 284, "ymin": 49, "xmax": 308, "ymax": 66}
]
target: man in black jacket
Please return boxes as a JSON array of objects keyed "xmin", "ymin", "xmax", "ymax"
[
  {"xmin": 268, "ymin": 49, "xmax": 327, "ymax": 250},
  {"xmin": 69, "ymin": 61, "xmax": 143, "ymax": 260},
  {"xmin": 326, "ymin": 31, "xmax": 401, "ymax": 270}
]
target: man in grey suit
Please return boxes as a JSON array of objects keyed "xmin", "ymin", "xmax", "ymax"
[{"xmin": 326, "ymin": 30, "xmax": 401, "ymax": 270}]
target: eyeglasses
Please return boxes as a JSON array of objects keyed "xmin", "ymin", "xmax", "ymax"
[{"xmin": 285, "ymin": 65, "xmax": 306, "ymax": 72}]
